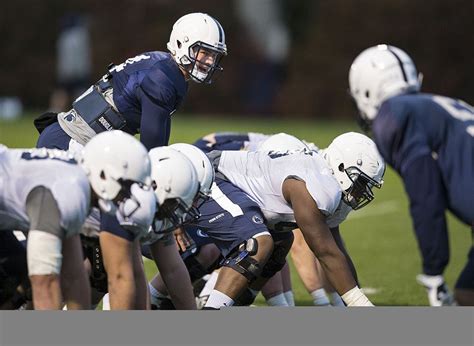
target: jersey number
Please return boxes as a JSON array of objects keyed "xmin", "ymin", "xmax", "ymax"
[
  {"xmin": 111, "ymin": 54, "xmax": 151, "ymax": 73},
  {"xmin": 268, "ymin": 148, "xmax": 314, "ymax": 159},
  {"xmin": 432, "ymin": 95, "xmax": 474, "ymax": 137},
  {"xmin": 21, "ymin": 149, "xmax": 76, "ymax": 164}
]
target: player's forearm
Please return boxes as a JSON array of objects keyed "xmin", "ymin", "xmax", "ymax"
[
  {"xmin": 151, "ymin": 238, "xmax": 197, "ymax": 309},
  {"xmin": 331, "ymin": 228, "xmax": 359, "ymax": 285},
  {"xmin": 29, "ymin": 274, "xmax": 62, "ymax": 310},
  {"xmin": 107, "ymin": 275, "xmax": 136, "ymax": 309},
  {"xmin": 161, "ymin": 265, "xmax": 196, "ymax": 309},
  {"xmin": 315, "ymin": 249, "xmax": 357, "ymax": 296},
  {"xmin": 299, "ymin": 225, "xmax": 356, "ymax": 295},
  {"xmin": 60, "ymin": 234, "xmax": 91, "ymax": 310}
]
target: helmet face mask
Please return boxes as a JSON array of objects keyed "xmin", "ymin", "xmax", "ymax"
[
  {"xmin": 114, "ymin": 181, "xmax": 153, "ymax": 220},
  {"xmin": 154, "ymin": 197, "xmax": 200, "ymax": 233},
  {"xmin": 323, "ymin": 132, "xmax": 385, "ymax": 211},
  {"xmin": 80, "ymin": 131, "xmax": 151, "ymax": 215},
  {"xmin": 185, "ymin": 42, "xmax": 225, "ymax": 84},
  {"xmin": 168, "ymin": 12, "xmax": 227, "ymax": 84},
  {"xmin": 340, "ymin": 166, "xmax": 383, "ymax": 210}
]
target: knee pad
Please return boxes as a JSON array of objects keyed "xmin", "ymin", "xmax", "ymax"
[
  {"xmin": 222, "ymin": 238, "xmax": 262, "ymax": 283},
  {"xmin": 27, "ymin": 230, "xmax": 62, "ymax": 276}
]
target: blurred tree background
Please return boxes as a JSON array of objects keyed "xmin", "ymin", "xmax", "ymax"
[{"xmin": 0, "ymin": 0, "xmax": 472, "ymax": 119}]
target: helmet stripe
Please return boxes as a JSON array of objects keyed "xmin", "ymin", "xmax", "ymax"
[
  {"xmin": 210, "ymin": 16, "xmax": 224, "ymax": 44},
  {"xmin": 387, "ymin": 46, "xmax": 408, "ymax": 82}
]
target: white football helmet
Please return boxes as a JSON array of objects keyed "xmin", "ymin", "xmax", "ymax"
[
  {"xmin": 321, "ymin": 132, "xmax": 385, "ymax": 210},
  {"xmin": 349, "ymin": 44, "xmax": 422, "ymax": 129},
  {"xmin": 149, "ymin": 147, "xmax": 200, "ymax": 233},
  {"xmin": 258, "ymin": 133, "xmax": 310, "ymax": 152},
  {"xmin": 79, "ymin": 131, "xmax": 152, "ymax": 214},
  {"xmin": 167, "ymin": 12, "xmax": 227, "ymax": 84},
  {"xmin": 169, "ymin": 143, "xmax": 215, "ymax": 198}
]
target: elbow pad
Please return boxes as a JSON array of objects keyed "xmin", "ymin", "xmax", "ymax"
[{"xmin": 27, "ymin": 230, "xmax": 63, "ymax": 276}]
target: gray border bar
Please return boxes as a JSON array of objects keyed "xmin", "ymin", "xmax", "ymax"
[{"xmin": 1, "ymin": 308, "xmax": 473, "ymax": 346}]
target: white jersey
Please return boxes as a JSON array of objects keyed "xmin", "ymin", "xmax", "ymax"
[
  {"xmin": 243, "ymin": 132, "xmax": 320, "ymax": 153},
  {"xmin": 217, "ymin": 149, "xmax": 347, "ymax": 232},
  {"xmin": 0, "ymin": 145, "xmax": 90, "ymax": 236},
  {"xmin": 243, "ymin": 132, "xmax": 272, "ymax": 151}
]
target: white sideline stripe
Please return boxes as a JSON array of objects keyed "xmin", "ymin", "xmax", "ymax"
[
  {"xmin": 347, "ymin": 200, "xmax": 399, "ymax": 220},
  {"xmin": 210, "ymin": 182, "xmax": 244, "ymax": 217}
]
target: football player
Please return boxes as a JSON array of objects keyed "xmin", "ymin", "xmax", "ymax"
[
  {"xmin": 0, "ymin": 131, "xmax": 151, "ymax": 309},
  {"xmin": 145, "ymin": 143, "xmax": 220, "ymax": 309},
  {"xmin": 85, "ymin": 147, "xmax": 200, "ymax": 310},
  {"xmin": 34, "ymin": 12, "xmax": 227, "ymax": 309},
  {"xmin": 193, "ymin": 132, "xmax": 344, "ymax": 307},
  {"xmin": 349, "ymin": 44, "xmax": 474, "ymax": 306},
  {"xmin": 189, "ymin": 132, "xmax": 385, "ymax": 308}
]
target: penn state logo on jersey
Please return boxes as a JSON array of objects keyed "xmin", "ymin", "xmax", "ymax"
[
  {"xmin": 64, "ymin": 110, "xmax": 77, "ymax": 123},
  {"xmin": 196, "ymin": 229, "xmax": 209, "ymax": 238},
  {"xmin": 252, "ymin": 214, "xmax": 264, "ymax": 225}
]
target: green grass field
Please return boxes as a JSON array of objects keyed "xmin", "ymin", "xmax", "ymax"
[{"xmin": 1, "ymin": 113, "xmax": 471, "ymax": 306}]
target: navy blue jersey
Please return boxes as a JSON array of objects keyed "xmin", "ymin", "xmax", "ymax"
[
  {"xmin": 109, "ymin": 51, "xmax": 188, "ymax": 149},
  {"xmin": 194, "ymin": 132, "xmax": 250, "ymax": 153},
  {"xmin": 372, "ymin": 93, "xmax": 474, "ymax": 275}
]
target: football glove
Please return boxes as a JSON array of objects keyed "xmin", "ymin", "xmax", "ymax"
[{"xmin": 416, "ymin": 274, "xmax": 457, "ymax": 306}]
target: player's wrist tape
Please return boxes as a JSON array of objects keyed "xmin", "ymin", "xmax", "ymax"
[
  {"xmin": 341, "ymin": 286, "xmax": 374, "ymax": 307},
  {"xmin": 27, "ymin": 230, "xmax": 62, "ymax": 275}
]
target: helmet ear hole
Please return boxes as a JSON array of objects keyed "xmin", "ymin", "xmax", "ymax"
[
  {"xmin": 177, "ymin": 40, "xmax": 182, "ymax": 49},
  {"xmin": 338, "ymin": 163, "xmax": 345, "ymax": 172},
  {"xmin": 365, "ymin": 90, "xmax": 370, "ymax": 98},
  {"xmin": 100, "ymin": 170, "xmax": 106, "ymax": 180}
]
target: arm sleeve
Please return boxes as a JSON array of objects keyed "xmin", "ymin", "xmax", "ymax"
[
  {"xmin": 138, "ymin": 74, "xmax": 176, "ymax": 150},
  {"xmin": 401, "ymin": 154, "xmax": 449, "ymax": 275},
  {"xmin": 372, "ymin": 101, "xmax": 431, "ymax": 173},
  {"xmin": 373, "ymin": 101, "xmax": 431, "ymax": 174},
  {"xmin": 100, "ymin": 212, "xmax": 136, "ymax": 242},
  {"xmin": 193, "ymin": 132, "xmax": 251, "ymax": 153},
  {"xmin": 25, "ymin": 186, "xmax": 63, "ymax": 238},
  {"xmin": 138, "ymin": 92, "xmax": 171, "ymax": 150},
  {"xmin": 214, "ymin": 133, "xmax": 251, "ymax": 143}
]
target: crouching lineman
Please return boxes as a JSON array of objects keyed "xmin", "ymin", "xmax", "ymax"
[
  {"xmin": 189, "ymin": 132, "xmax": 385, "ymax": 308},
  {"xmin": 0, "ymin": 131, "xmax": 151, "ymax": 309},
  {"xmin": 144, "ymin": 143, "xmax": 219, "ymax": 309},
  {"xmin": 83, "ymin": 146, "xmax": 201, "ymax": 309},
  {"xmin": 196, "ymin": 132, "xmax": 346, "ymax": 306}
]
